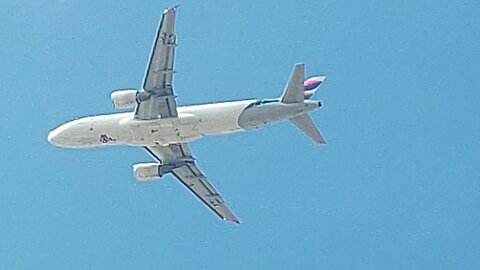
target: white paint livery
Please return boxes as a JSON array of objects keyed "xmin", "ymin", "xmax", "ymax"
[
  {"xmin": 48, "ymin": 100, "xmax": 255, "ymax": 148},
  {"xmin": 111, "ymin": 89, "xmax": 137, "ymax": 109},
  {"xmin": 133, "ymin": 163, "xmax": 164, "ymax": 181},
  {"xmin": 47, "ymin": 6, "xmax": 327, "ymax": 223}
]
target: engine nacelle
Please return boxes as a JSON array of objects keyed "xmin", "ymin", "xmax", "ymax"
[
  {"xmin": 133, "ymin": 163, "xmax": 161, "ymax": 181},
  {"xmin": 133, "ymin": 159, "xmax": 195, "ymax": 182},
  {"xmin": 111, "ymin": 89, "xmax": 137, "ymax": 109}
]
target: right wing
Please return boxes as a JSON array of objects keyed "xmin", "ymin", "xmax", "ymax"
[
  {"xmin": 135, "ymin": 6, "xmax": 179, "ymax": 120},
  {"xmin": 145, "ymin": 144, "xmax": 240, "ymax": 223}
]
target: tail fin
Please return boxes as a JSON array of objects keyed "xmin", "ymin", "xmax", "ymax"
[
  {"xmin": 289, "ymin": 114, "xmax": 326, "ymax": 144},
  {"xmin": 281, "ymin": 64, "xmax": 327, "ymax": 102},
  {"xmin": 281, "ymin": 64, "xmax": 305, "ymax": 103}
]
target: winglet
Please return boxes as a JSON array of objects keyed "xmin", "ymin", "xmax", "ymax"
[
  {"xmin": 223, "ymin": 214, "xmax": 241, "ymax": 224},
  {"xmin": 227, "ymin": 218, "xmax": 241, "ymax": 224},
  {"xmin": 281, "ymin": 64, "xmax": 305, "ymax": 104}
]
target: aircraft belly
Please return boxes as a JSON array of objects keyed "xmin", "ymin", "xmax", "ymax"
[
  {"xmin": 53, "ymin": 100, "xmax": 255, "ymax": 148},
  {"xmin": 120, "ymin": 113, "xmax": 202, "ymax": 146},
  {"xmin": 57, "ymin": 113, "xmax": 199, "ymax": 148},
  {"xmin": 182, "ymin": 100, "xmax": 253, "ymax": 135},
  {"xmin": 130, "ymin": 126, "xmax": 201, "ymax": 146},
  {"xmin": 86, "ymin": 114, "xmax": 130, "ymax": 147},
  {"xmin": 238, "ymin": 103, "xmax": 311, "ymax": 129}
]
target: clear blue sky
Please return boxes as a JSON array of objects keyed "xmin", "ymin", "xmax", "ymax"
[{"xmin": 1, "ymin": 0, "xmax": 479, "ymax": 269}]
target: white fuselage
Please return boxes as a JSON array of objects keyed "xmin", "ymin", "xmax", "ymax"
[{"xmin": 48, "ymin": 99, "xmax": 320, "ymax": 148}]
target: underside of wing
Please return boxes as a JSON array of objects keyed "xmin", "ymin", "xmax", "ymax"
[
  {"xmin": 135, "ymin": 6, "xmax": 179, "ymax": 120},
  {"xmin": 145, "ymin": 144, "xmax": 240, "ymax": 223},
  {"xmin": 171, "ymin": 164, "xmax": 240, "ymax": 223}
]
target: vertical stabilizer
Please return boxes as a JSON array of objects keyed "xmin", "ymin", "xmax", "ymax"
[
  {"xmin": 289, "ymin": 114, "xmax": 326, "ymax": 144},
  {"xmin": 281, "ymin": 64, "xmax": 305, "ymax": 103}
]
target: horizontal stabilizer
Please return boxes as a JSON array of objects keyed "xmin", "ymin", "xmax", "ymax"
[
  {"xmin": 289, "ymin": 114, "xmax": 326, "ymax": 144},
  {"xmin": 281, "ymin": 64, "xmax": 305, "ymax": 104}
]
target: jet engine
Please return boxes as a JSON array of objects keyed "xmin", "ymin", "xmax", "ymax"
[
  {"xmin": 133, "ymin": 159, "xmax": 195, "ymax": 181},
  {"xmin": 133, "ymin": 163, "xmax": 161, "ymax": 181},
  {"xmin": 111, "ymin": 89, "xmax": 138, "ymax": 109}
]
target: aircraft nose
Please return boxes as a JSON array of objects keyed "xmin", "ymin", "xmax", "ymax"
[
  {"xmin": 48, "ymin": 118, "xmax": 95, "ymax": 148},
  {"xmin": 47, "ymin": 129, "xmax": 60, "ymax": 145},
  {"xmin": 47, "ymin": 131, "xmax": 53, "ymax": 143},
  {"xmin": 47, "ymin": 125, "xmax": 69, "ymax": 146}
]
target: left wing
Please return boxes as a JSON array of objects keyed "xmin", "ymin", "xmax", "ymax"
[
  {"xmin": 145, "ymin": 144, "xmax": 240, "ymax": 223},
  {"xmin": 135, "ymin": 6, "xmax": 179, "ymax": 120}
]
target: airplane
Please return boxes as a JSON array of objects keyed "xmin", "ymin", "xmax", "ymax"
[{"xmin": 47, "ymin": 6, "xmax": 327, "ymax": 223}]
